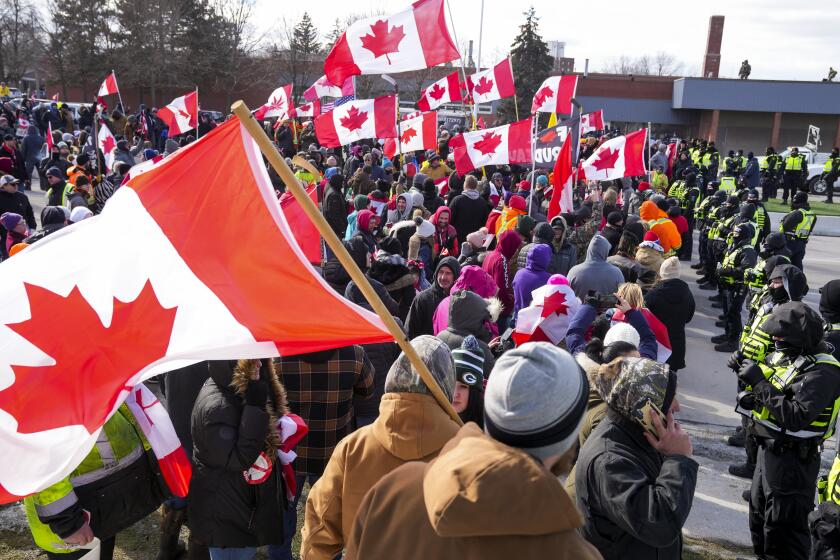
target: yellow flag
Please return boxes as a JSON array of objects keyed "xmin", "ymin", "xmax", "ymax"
[{"xmin": 547, "ymin": 112, "xmax": 557, "ymax": 128}]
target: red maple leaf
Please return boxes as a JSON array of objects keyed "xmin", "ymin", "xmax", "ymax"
[
  {"xmin": 401, "ymin": 127, "xmax": 418, "ymax": 144},
  {"xmin": 534, "ymin": 86, "xmax": 554, "ymax": 108},
  {"xmin": 101, "ymin": 135, "xmax": 116, "ymax": 154},
  {"xmin": 591, "ymin": 147, "xmax": 620, "ymax": 172},
  {"xmin": 177, "ymin": 108, "xmax": 192, "ymax": 121},
  {"xmin": 541, "ymin": 290, "xmax": 569, "ymax": 318},
  {"xmin": 474, "ymin": 76, "xmax": 495, "ymax": 96},
  {"xmin": 339, "ymin": 106, "xmax": 369, "ymax": 131},
  {"xmin": 428, "ymin": 83, "xmax": 447, "ymax": 101},
  {"xmin": 539, "ymin": 129, "xmax": 558, "ymax": 143},
  {"xmin": 360, "ymin": 19, "xmax": 406, "ymax": 64},
  {"xmin": 0, "ymin": 281, "xmax": 177, "ymax": 434},
  {"xmin": 472, "ymin": 132, "xmax": 503, "ymax": 156}
]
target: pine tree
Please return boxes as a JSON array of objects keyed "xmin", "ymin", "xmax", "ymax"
[
  {"xmin": 291, "ymin": 13, "xmax": 321, "ymax": 57},
  {"xmin": 496, "ymin": 7, "xmax": 553, "ymax": 122},
  {"xmin": 323, "ymin": 18, "xmax": 342, "ymax": 53}
]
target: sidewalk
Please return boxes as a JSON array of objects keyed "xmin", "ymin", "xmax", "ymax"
[{"xmin": 768, "ymin": 211, "xmax": 840, "ymax": 237}]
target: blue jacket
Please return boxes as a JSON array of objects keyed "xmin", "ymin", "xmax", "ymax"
[{"xmin": 742, "ymin": 157, "xmax": 760, "ymax": 189}]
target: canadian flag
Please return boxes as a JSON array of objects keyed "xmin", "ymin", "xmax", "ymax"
[
  {"xmin": 465, "ymin": 58, "xmax": 516, "ymax": 105},
  {"xmin": 158, "ymin": 91, "xmax": 199, "ymax": 136},
  {"xmin": 303, "ymin": 75, "xmax": 354, "ymax": 102},
  {"xmin": 548, "ymin": 132, "xmax": 574, "ymax": 220},
  {"xmin": 97, "ymin": 71, "xmax": 119, "ymax": 98},
  {"xmin": 666, "ymin": 141, "xmax": 677, "ymax": 178},
  {"xmin": 314, "ymin": 95, "xmax": 397, "ymax": 148},
  {"xmin": 580, "ymin": 128, "xmax": 648, "ymax": 181},
  {"xmin": 0, "ymin": 118, "xmax": 392, "ymax": 503},
  {"xmin": 449, "ymin": 118, "xmax": 533, "ymax": 175},
  {"xmin": 512, "ymin": 279, "xmax": 581, "ymax": 346},
  {"xmin": 611, "ymin": 309, "xmax": 672, "ymax": 363},
  {"xmin": 382, "ymin": 111, "xmax": 437, "ymax": 159},
  {"xmin": 531, "ymin": 75, "xmax": 579, "ymax": 115},
  {"xmin": 580, "ymin": 110, "xmax": 605, "ymax": 133},
  {"xmin": 279, "ymin": 185, "xmax": 321, "ymax": 265},
  {"xmin": 417, "ymin": 70, "xmax": 461, "ymax": 111},
  {"xmin": 324, "ymin": 0, "xmax": 460, "ymax": 85},
  {"xmin": 97, "ymin": 120, "xmax": 118, "ymax": 173},
  {"xmin": 292, "ymin": 100, "xmax": 321, "ymax": 119},
  {"xmin": 255, "ymin": 85, "xmax": 294, "ymax": 121}
]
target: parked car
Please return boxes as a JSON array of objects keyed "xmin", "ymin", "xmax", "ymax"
[{"xmin": 758, "ymin": 147, "xmax": 840, "ymax": 195}]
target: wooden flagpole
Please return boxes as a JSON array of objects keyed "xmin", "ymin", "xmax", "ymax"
[
  {"xmin": 194, "ymin": 88, "xmax": 200, "ymax": 139},
  {"xmin": 113, "ymin": 70, "xmax": 125, "ymax": 115},
  {"xmin": 231, "ymin": 100, "xmax": 462, "ymax": 425}
]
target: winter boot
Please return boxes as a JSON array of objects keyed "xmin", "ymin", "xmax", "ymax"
[
  {"xmin": 728, "ymin": 462, "xmax": 755, "ymax": 480},
  {"xmin": 727, "ymin": 429, "xmax": 746, "ymax": 447},
  {"xmin": 691, "ymin": 262, "xmax": 704, "ymax": 270},
  {"xmin": 711, "ymin": 333, "xmax": 731, "ymax": 344},
  {"xmin": 715, "ymin": 338, "xmax": 739, "ymax": 352},
  {"xmin": 156, "ymin": 505, "xmax": 186, "ymax": 560},
  {"xmin": 715, "ymin": 320, "xmax": 726, "ymax": 328}
]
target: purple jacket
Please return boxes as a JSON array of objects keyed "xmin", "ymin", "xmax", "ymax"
[{"xmin": 512, "ymin": 244, "xmax": 552, "ymax": 318}]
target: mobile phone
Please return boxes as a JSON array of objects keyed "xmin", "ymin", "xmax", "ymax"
[{"xmin": 639, "ymin": 399, "xmax": 666, "ymax": 439}]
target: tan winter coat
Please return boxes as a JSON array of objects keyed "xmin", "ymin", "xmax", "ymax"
[
  {"xmin": 300, "ymin": 392, "xmax": 459, "ymax": 560},
  {"xmin": 345, "ymin": 423, "xmax": 603, "ymax": 560}
]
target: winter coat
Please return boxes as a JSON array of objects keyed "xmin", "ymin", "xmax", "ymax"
[
  {"xmin": 600, "ymin": 224, "xmax": 623, "ymax": 255},
  {"xmin": 189, "ymin": 360, "xmax": 289, "ymax": 548},
  {"xmin": 512, "ymin": 244, "xmax": 552, "ymax": 317},
  {"xmin": 635, "ymin": 243, "xmax": 665, "ymax": 286},
  {"xmin": 607, "ymin": 253, "xmax": 656, "ymax": 286},
  {"xmin": 346, "ymin": 423, "xmax": 603, "ymax": 560},
  {"xmin": 639, "ymin": 201, "xmax": 681, "ymax": 253},
  {"xmin": 432, "ymin": 265, "xmax": 497, "ymax": 335},
  {"xmin": 405, "ymin": 256, "xmax": 461, "ymax": 339},
  {"xmin": 437, "ymin": 290, "xmax": 499, "ymax": 378},
  {"xmin": 575, "ymin": 359, "xmax": 697, "ymax": 560},
  {"xmin": 366, "ymin": 256, "xmax": 417, "ymax": 321},
  {"xmin": 430, "ymin": 206, "xmax": 459, "ymax": 263},
  {"xmin": 301, "ymin": 393, "xmax": 459, "ymax": 560},
  {"xmin": 482, "ymin": 230, "xmax": 522, "ymax": 318},
  {"xmin": 21, "ymin": 126, "xmax": 44, "ymax": 163},
  {"xmin": 516, "ymin": 239, "xmax": 578, "ymax": 278},
  {"xmin": 567, "ymin": 235, "xmax": 625, "ymax": 299},
  {"xmin": 448, "ymin": 189, "xmax": 490, "ymax": 241},
  {"xmin": 386, "ymin": 193, "xmax": 412, "ymax": 225},
  {"xmin": 742, "ymin": 157, "xmax": 760, "ymax": 189},
  {"xmin": 645, "ymin": 279, "xmax": 695, "ymax": 370},
  {"xmin": 322, "ymin": 184, "xmax": 348, "ymax": 239}
]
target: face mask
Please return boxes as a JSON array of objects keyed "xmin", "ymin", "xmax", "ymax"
[
  {"xmin": 774, "ymin": 340, "xmax": 797, "ymax": 354},
  {"xmin": 769, "ymin": 285, "xmax": 789, "ymax": 304}
]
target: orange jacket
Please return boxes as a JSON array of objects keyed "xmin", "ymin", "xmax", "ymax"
[{"xmin": 639, "ymin": 201, "xmax": 681, "ymax": 253}]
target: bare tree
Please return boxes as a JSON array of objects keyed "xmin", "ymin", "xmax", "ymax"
[
  {"xmin": 211, "ymin": 0, "xmax": 267, "ymax": 107},
  {"xmin": 0, "ymin": 0, "xmax": 44, "ymax": 86},
  {"xmin": 651, "ymin": 51, "xmax": 683, "ymax": 76},
  {"xmin": 603, "ymin": 53, "xmax": 682, "ymax": 76}
]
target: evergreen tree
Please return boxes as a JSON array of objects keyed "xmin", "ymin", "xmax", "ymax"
[
  {"xmin": 496, "ymin": 7, "xmax": 553, "ymax": 122},
  {"xmin": 291, "ymin": 13, "xmax": 321, "ymax": 57},
  {"xmin": 323, "ymin": 18, "xmax": 342, "ymax": 54}
]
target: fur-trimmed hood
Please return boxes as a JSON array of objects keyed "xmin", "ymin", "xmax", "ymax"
[{"xmin": 446, "ymin": 290, "xmax": 501, "ymax": 343}]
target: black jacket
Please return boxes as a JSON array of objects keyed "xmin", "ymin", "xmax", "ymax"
[
  {"xmin": 448, "ymin": 190, "xmax": 490, "ymax": 241},
  {"xmin": 404, "ymin": 256, "xmax": 460, "ymax": 339},
  {"xmin": 645, "ymin": 279, "xmax": 695, "ymax": 371},
  {"xmin": 601, "ymin": 224, "xmax": 623, "ymax": 255},
  {"xmin": 189, "ymin": 361, "xmax": 287, "ymax": 548},
  {"xmin": 0, "ymin": 189, "xmax": 37, "ymax": 257},
  {"xmin": 322, "ymin": 184, "xmax": 348, "ymax": 239},
  {"xmin": 162, "ymin": 362, "xmax": 210, "ymax": 462},
  {"xmin": 576, "ymin": 412, "xmax": 698, "ymax": 560}
]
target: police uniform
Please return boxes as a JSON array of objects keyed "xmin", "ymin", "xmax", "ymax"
[
  {"xmin": 761, "ymin": 150, "xmax": 782, "ymax": 201},
  {"xmin": 737, "ymin": 303, "xmax": 840, "ymax": 560},
  {"xmin": 694, "ymin": 188, "xmax": 723, "ymax": 271},
  {"xmin": 782, "ymin": 151, "xmax": 808, "ymax": 203},
  {"xmin": 821, "ymin": 149, "xmax": 839, "ymax": 203},
  {"xmin": 780, "ymin": 195, "xmax": 817, "ymax": 271},
  {"xmin": 713, "ymin": 223, "xmax": 758, "ymax": 350}
]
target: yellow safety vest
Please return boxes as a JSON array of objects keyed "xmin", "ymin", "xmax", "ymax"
[
  {"xmin": 754, "ymin": 205, "xmax": 767, "ymax": 233},
  {"xmin": 753, "ymin": 352, "xmax": 840, "ymax": 440},
  {"xmin": 719, "ymin": 243, "xmax": 750, "ymax": 285},
  {"xmin": 785, "ymin": 154, "xmax": 804, "ymax": 171},
  {"xmin": 781, "ymin": 209, "xmax": 816, "ymax": 239},
  {"xmin": 818, "ymin": 454, "xmax": 840, "ymax": 504},
  {"xmin": 740, "ymin": 302, "xmax": 774, "ymax": 363},
  {"xmin": 824, "ymin": 156, "xmax": 840, "ymax": 173}
]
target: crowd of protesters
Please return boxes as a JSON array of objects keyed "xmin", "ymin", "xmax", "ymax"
[{"xmin": 3, "ymin": 83, "xmax": 840, "ymax": 560}]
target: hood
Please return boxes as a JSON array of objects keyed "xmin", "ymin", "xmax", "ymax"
[
  {"xmin": 384, "ymin": 335, "xmax": 455, "ymax": 401},
  {"xmin": 821, "ymin": 280, "xmax": 840, "ymax": 323},
  {"xmin": 41, "ymin": 206, "xmax": 67, "ymax": 226},
  {"xmin": 762, "ymin": 301, "xmax": 826, "ymax": 353},
  {"xmin": 448, "ymin": 290, "xmax": 492, "ymax": 338},
  {"xmin": 430, "ymin": 205, "xmax": 451, "ymax": 227},
  {"xmin": 434, "ymin": 256, "xmax": 461, "ymax": 289},
  {"xmin": 639, "ymin": 200, "xmax": 666, "ymax": 221},
  {"xmin": 601, "ymin": 357, "xmax": 676, "ymax": 432},
  {"xmin": 357, "ymin": 209, "xmax": 375, "ymax": 233},
  {"xmin": 422, "ymin": 423, "xmax": 583, "ymax": 538},
  {"xmin": 393, "ymin": 193, "xmax": 412, "ymax": 221},
  {"xmin": 495, "ymin": 229, "xmax": 522, "ymax": 260},
  {"xmin": 453, "ymin": 265, "xmax": 497, "ymax": 298},
  {"xmin": 585, "ymin": 234, "xmax": 611, "ymax": 263},
  {"xmin": 371, "ymin": 393, "xmax": 459, "ymax": 461},
  {"xmin": 526, "ymin": 243, "xmax": 552, "ymax": 272},
  {"xmin": 769, "ymin": 264, "xmax": 809, "ymax": 302}
]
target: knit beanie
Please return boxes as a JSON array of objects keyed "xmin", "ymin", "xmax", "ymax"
[
  {"xmin": 466, "ymin": 227, "xmax": 489, "ymax": 248},
  {"xmin": 0, "ymin": 212, "xmax": 23, "ymax": 232},
  {"xmin": 643, "ymin": 231, "xmax": 659, "ymax": 242},
  {"xmin": 533, "ymin": 222, "xmax": 554, "ymax": 244},
  {"xmin": 353, "ymin": 194, "xmax": 369, "ymax": 211},
  {"xmin": 484, "ymin": 342, "xmax": 588, "ymax": 461},
  {"xmin": 604, "ymin": 322, "xmax": 641, "ymax": 348},
  {"xmin": 385, "ymin": 335, "xmax": 455, "ymax": 401},
  {"xmin": 452, "ymin": 335, "xmax": 485, "ymax": 387},
  {"xmin": 660, "ymin": 256, "xmax": 680, "ymax": 281},
  {"xmin": 515, "ymin": 215, "xmax": 536, "ymax": 237}
]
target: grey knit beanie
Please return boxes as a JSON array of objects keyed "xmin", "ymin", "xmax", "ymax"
[{"xmin": 384, "ymin": 335, "xmax": 455, "ymax": 401}]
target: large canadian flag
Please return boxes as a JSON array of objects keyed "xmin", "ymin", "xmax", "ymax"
[
  {"xmin": 314, "ymin": 95, "xmax": 397, "ymax": 148},
  {"xmin": 303, "ymin": 75, "xmax": 354, "ymax": 101},
  {"xmin": 531, "ymin": 75, "xmax": 579, "ymax": 115},
  {"xmin": 383, "ymin": 111, "xmax": 437, "ymax": 159},
  {"xmin": 255, "ymin": 85, "xmax": 294, "ymax": 121},
  {"xmin": 97, "ymin": 120, "xmax": 118, "ymax": 173},
  {"xmin": 449, "ymin": 118, "xmax": 533, "ymax": 175},
  {"xmin": 465, "ymin": 59, "xmax": 515, "ymax": 104},
  {"xmin": 417, "ymin": 70, "xmax": 461, "ymax": 111},
  {"xmin": 580, "ymin": 128, "xmax": 648, "ymax": 181},
  {"xmin": 324, "ymin": 0, "xmax": 460, "ymax": 85},
  {"xmin": 97, "ymin": 71, "xmax": 119, "ymax": 98},
  {"xmin": 580, "ymin": 109, "xmax": 605, "ymax": 133},
  {"xmin": 548, "ymin": 132, "xmax": 574, "ymax": 220},
  {"xmin": 0, "ymin": 118, "xmax": 392, "ymax": 503},
  {"xmin": 158, "ymin": 91, "xmax": 199, "ymax": 136}
]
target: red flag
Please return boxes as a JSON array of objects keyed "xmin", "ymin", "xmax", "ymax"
[
  {"xmin": 314, "ymin": 95, "xmax": 397, "ymax": 148},
  {"xmin": 611, "ymin": 309, "xmax": 672, "ymax": 362},
  {"xmin": 45, "ymin": 122, "xmax": 54, "ymax": 152},
  {"xmin": 512, "ymin": 279, "xmax": 580, "ymax": 346},
  {"xmin": 449, "ymin": 118, "xmax": 532, "ymax": 175},
  {"xmin": 0, "ymin": 118, "xmax": 391, "ymax": 503},
  {"xmin": 158, "ymin": 91, "xmax": 198, "ymax": 136},
  {"xmin": 417, "ymin": 70, "xmax": 461, "ymax": 111},
  {"xmin": 324, "ymin": 0, "xmax": 459, "ymax": 85},
  {"xmin": 97, "ymin": 71, "xmax": 119, "ymax": 97},
  {"xmin": 580, "ymin": 110, "xmax": 605, "ymax": 133},
  {"xmin": 666, "ymin": 142, "xmax": 677, "ymax": 178},
  {"xmin": 580, "ymin": 128, "xmax": 648, "ymax": 181},
  {"xmin": 531, "ymin": 75, "xmax": 578, "ymax": 115},
  {"xmin": 465, "ymin": 58, "xmax": 516, "ymax": 104},
  {"xmin": 279, "ymin": 185, "xmax": 321, "ymax": 264},
  {"xmin": 548, "ymin": 132, "xmax": 573, "ymax": 220},
  {"xmin": 383, "ymin": 111, "xmax": 437, "ymax": 159}
]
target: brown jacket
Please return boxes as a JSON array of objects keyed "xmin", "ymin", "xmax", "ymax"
[
  {"xmin": 301, "ymin": 392, "xmax": 459, "ymax": 560},
  {"xmin": 346, "ymin": 423, "xmax": 602, "ymax": 560}
]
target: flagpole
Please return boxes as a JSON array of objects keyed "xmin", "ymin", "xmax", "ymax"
[
  {"xmin": 444, "ymin": 0, "xmax": 476, "ymax": 130},
  {"xmin": 195, "ymin": 87, "xmax": 200, "ymax": 139},
  {"xmin": 113, "ymin": 70, "xmax": 125, "ymax": 114},
  {"xmin": 647, "ymin": 121, "xmax": 652, "ymax": 182},
  {"xmin": 511, "ymin": 57, "xmax": 520, "ymax": 122},
  {"xmin": 230, "ymin": 100, "xmax": 462, "ymax": 426},
  {"xmin": 474, "ymin": 0, "xmax": 484, "ymax": 126},
  {"xmin": 92, "ymin": 113, "xmax": 102, "ymax": 180},
  {"xmin": 528, "ymin": 114, "xmax": 538, "ymax": 215}
]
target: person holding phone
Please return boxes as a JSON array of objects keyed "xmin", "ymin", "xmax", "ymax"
[{"xmin": 575, "ymin": 357, "xmax": 697, "ymax": 559}]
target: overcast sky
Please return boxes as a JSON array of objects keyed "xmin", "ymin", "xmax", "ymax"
[{"xmin": 254, "ymin": 0, "xmax": 840, "ymax": 81}]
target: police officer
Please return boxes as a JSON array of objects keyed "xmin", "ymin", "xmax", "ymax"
[
  {"xmin": 780, "ymin": 191, "xmax": 817, "ymax": 271},
  {"xmin": 712, "ymin": 222, "xmax": 758, "ymax": 352},
  {"xmin": 821, "ymin": 147, "xmax": 839, "ymax": 204},
  {"xmin": 693, "ymin": 183, "xmax": 724, "ymax": 272},
  {"xmin": 726, "ymin": 265, "xmax": 809, "ymax": 483},
  {"xmin": 782, "ymin": 147, "xmax": 808, "ymax": 204},
  {"xmin": 743, "ymin": 233, "xmax": 792, "ymax": 320},
  {"xmin": 736, "ymin": 302, "xmax": 840, "ymax": 559},
  {"xmin": 761, "ymin": 147, "xmax": 781, "ymax": 201},
  {"xmin": 724, "ymin": 150, "xmax": 738, "ymax": 175},
  {"xmin": 821, "ymin": 279, "xmax": 840, "ymax": 358},
  {"xmin": 701, "ymin": 143, "xmax": 721, "ymax": 184},
  {"xmin": 699, "ymin": 193, "xmax": 739, "ymax": 291},
  {"xmin": 736, "ymin": 148, "xmax": 747, "ymax": 174},
  {"xmin": 746, "ymin": 189, "xmax": 770, "ymax": 244}
]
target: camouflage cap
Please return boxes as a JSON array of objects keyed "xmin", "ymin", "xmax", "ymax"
[
  {"xmin": 385, "ymin": 335, "xmax": 455, "ymax": 401},
  {"xmin": 600, "ymin": 357, "xmax": 676, "ymax": 430}
]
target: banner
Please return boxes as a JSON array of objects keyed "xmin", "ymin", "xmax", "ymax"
[{"xmin": 533, "ymin": 124, "xmax": 568, "ymax": 169}]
